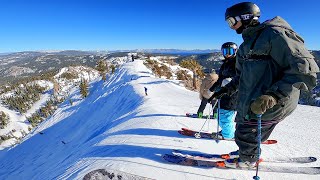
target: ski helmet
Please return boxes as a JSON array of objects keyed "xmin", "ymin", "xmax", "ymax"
[
  {"xmin": 225, "ymin": 2, "xmax": 260, "ymax": 28},
  {"xmin": 221, "ymin": 42, "xmax": 237, "ymax": 59}
]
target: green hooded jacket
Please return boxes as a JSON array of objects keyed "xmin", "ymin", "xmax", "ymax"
[{"xmin": 228, "ymin": 16, "xmax": 319, "ymax": 122}]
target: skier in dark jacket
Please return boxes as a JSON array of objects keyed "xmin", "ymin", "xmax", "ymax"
[
  {"xmin": 209, "ymin": 42, "xmax": 238, "ymax": 139},
  {"xmin": 209, "ymin": 2, "xmax": 319, "ymax": 169},
  {"xmin": 144, "ymin": 87, "xmax": 148, "ymax": 96}
]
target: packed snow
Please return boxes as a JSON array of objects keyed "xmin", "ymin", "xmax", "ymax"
[{"xmin": 0, "ymin": 59, "xmax": 319, "ymax": 180}]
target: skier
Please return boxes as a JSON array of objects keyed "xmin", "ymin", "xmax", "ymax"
[
  {"xmin": 131, "ymin": 54, "xmax": 135, "ymax": 62},
  {"xmin": 208, "ymin": 42, "xmax": 238, "ymax": 140},
  {"xmin": 197, "ymin": 69, "xmax": 218, "ymax": 118},
  {"xmin": 144, "ymin": 87, "xmax": 148, "ymax": 96},
  {"xmin": 209, "ymin": 2, "xmax": 319, "ymax": 169}
]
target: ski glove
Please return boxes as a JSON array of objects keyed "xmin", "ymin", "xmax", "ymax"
[
  {"xmin": 208, "ymin": 87, "xmax": 228, "ymax": 102},
  {"xmin": 250, "ymin": 95, "xmax": 277, "ymax": 115}
]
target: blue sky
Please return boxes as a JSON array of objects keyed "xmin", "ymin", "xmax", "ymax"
[{"xmin": 0, "ymin": 0, "xmax": 319, "ymax": 52}]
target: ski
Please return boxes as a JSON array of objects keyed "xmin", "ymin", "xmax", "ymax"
[
  {"xmin": 172, "ymin": 149, "xmax": 317, "ymax": 164},
  {"xmin": 162, "ymin": 154, "xmax": 320, "ymax": 175},
  {"xmin": 185, "ymin": 113, "xmax": 214, "ymax": 119},
  {"xmin": 179, "ymin": 128, "xmax": 277, "ymax": 145},
  {"xmin": 172, "ymin": 149, "xmax": 235, "ymax": 162}
]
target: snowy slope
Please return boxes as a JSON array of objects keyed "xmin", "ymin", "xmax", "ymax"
[
  {"xmin": 0, "ymin": 59, "xmax": 319, "ymax": 180},
  {"xmin": 0, "ymin": 66, "xmax": 99, "ymax": 150}
]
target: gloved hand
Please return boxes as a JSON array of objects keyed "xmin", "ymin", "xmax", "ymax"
[
  {"xmin": 250, "ymin": 95, "xmax": 278, "ymax": 115},
  {"xmin": 208, "ymin": 87, "xmax": 228, "ymax": 102}
]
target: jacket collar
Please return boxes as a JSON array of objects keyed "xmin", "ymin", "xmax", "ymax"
[{"xmin": 242, "ymin": 23, "xmax": 266, "ymax": 41}]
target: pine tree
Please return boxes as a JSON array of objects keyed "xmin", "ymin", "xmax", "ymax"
[
  {"xmin": 80, "ymin": 79, "xmax": 89, "ymax": 98},
  {"xmin": 0, "ymin": 111, "xmax": 9, "ymax": 129},
  {"xmin": 180, "ymin": 59, "xmax": 202, "ymax": 89},
  {"xmin": 53, "ymin": 80, "xmax": 60, "ymax": 97},
  {"xmin": 96, "ymin": 60, "xmax": 108, "ymax": 81},
  {"xmin": 110, "ymin": 64, "xmax": 116, "ymax": 74},
  {"xmin": 176, "ymin": 70, "xmax": 191, "ymax": 80}
]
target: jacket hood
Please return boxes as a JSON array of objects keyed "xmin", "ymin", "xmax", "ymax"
[
  {"xmin": 242, "ymin": 16, "xmax": 293, "ymax": 39},
  {"xmin": 263, "ymin": 16, "xmax": 293, "ymax": 30}
]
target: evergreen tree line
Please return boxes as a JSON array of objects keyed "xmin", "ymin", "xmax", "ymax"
[
  {"xmin": 96, "ymin": 60, "xmax": 116, "ymax": 81},
  {"xmin": 0, "ymin": 70, "xmax": 58, "ymax": 94},
  {"xmin": 27, "ymin": 98, "xmax": 62, "ymax": 127},
  {"xmin": 144, "ymin": 58, "xmax": 205, "ymax": 90},
  {"xmin": 1, "ymin": 84, "xmax": 47, "ymax": 113},
  {"xmin": 143, "ymin": 59, "xmax": 173, "ymax": 79},
  {"xmin": 78, "ymin": 60, "xmax": 117, "ymax": 98}
]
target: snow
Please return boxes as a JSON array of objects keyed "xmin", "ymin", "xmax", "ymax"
[
  {"xmin": 0, "ymin": 59, "xmax": 319, "ymax": 180},
  {"xmin": 0, "ymin": 81, "xmax": 53, "ymax": 147},
  {"xmin": 0, "ymin": 66, "xmax": 100, "ymax": 150}
]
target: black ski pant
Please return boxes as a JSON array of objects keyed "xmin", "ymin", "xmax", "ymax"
[
  {"xmin": 235, "ymin": 121, "xmax": 278, "ymax": 162},
  {"xmin": 197, "ymin": 97, "xmax": 208, "ymax": 115}
]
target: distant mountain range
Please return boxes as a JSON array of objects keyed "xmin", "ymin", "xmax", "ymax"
[
  {"xmin": 0, "ymin": 51, "xmax": 110, "ymax": 85},
  {"xmin": 108, "ymin": 49, "xmax": 220, "ymax": 55},
  {"xmin": 0, "ymin": 49, "xmax": 319, "ymax": 85}
]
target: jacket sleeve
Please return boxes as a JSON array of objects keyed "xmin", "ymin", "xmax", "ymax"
[
  {"xmin": 209, "ymin": 64, "xmax": 225, "ymax": 92},
  {"xmin": 224, "ymin": 55, "xmax": 241, "ymax": 96},
  {"xmin": 216, "ymin": 54, "xmax": 241, "ymax": 97},
  {"xmin": 267, "ymin": 28, "xmax": 319, "ymax": 102}
]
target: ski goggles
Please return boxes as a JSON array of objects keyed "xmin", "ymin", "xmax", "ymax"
[
  {"xmin": 222, "ymin": 47, "xmax": 236, "ymax": 57},
  {"xmin": 226, "ymin": 16, "xmax": 241, "ymax": 28}
]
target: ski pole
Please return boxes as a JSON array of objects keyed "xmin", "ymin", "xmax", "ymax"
[
  {"xmin": 215, "ymin": 98, "xmax": 220, "ymax": 143},
  {"xmin": 253, "ymin": 114, "xmax": 262, "ymax": 180},
  {"xmin": 195, "ymin": 99, "xmax": 218, "ymax": 138},
  {"xmin": 207, "ymin": 101, "xmax": 212, "ymax": 131}
]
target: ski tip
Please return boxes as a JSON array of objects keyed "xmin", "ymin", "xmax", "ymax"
[
  {"xmin": 309, "ymin": 157, "xmax": 317, "ymax": 162},
  {"xmin": 262, "ymin": 139, "xmax": 277, "ymax": 144},
  {"xmin": 181, "ymin": 127, "xmax": 190, "ymax": 131},
  {"xmin": 178, "ymin": 130, "xmax": 194, "ymax": 137}
]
